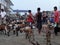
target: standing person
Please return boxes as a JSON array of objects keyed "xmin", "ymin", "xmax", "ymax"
[
  {"xmin": 0, "ymin": 15, "xmax": 2, "ymax": 25},
  {"xmin": 50, "ymin": 12, "xmax": 54, "ymax": 24},
  {"xmin": 0, "ymin": 9, "xmax": 6, "ymax": 18},
  {"xmin": 26, "ymin": 10, "xmax": 34, "ymax": 29},
  {"xmin": 54, "ymin": 6, "xmax": 59, "ymax": 36},
  {"xmin": 23, "ymin": 13, "xmax": 27, "ymax": 20},
  {"xmin": 16, "ymin": 13, "xmax": 20, "ymax": 24},
  {"xmin": 35, "ymin": 8, "xmax": 42, "ymax": 34},
  {"xmin": 0, "ymin": 9, "xmax": 6, "ymax": 24},
  {"xmin": 42, "ymin": 11, "xmax": 47, "ymax": 24},
  {"xmin": 54, "ymin": 6, "xmax": 59, "ymax": 24}
]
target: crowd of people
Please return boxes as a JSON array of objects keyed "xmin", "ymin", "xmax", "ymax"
[
  {"xmin": 23, "ymin": 6, "xmax": 60, "ymax": 36},
  {"xmin": 0, "ymin": 6, "xmax": 60, "ymax": 36}
]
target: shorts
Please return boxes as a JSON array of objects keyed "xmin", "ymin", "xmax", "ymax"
[{"xmin": 37, "ymin": 22, "xmax": 42, "ymax": 30}]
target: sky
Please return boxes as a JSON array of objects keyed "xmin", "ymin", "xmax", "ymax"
[{"xmin": 11, "ymin": 0, "xmax": 60, "ymax": 13}]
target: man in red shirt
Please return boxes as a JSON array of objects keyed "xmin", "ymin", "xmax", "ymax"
[
  {"xmin": 26, "ymin": 10, "xmax": 34, "ymax": 29},
  {"xmin": 54, "ymin": 6, "xmax": 59, "ymax": 24},
  {"xmin": 54, "ymin": 6, "xmax": 60, "ymax": 36}
]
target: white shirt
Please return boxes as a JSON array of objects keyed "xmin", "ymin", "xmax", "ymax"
[
  {"xmin": 0, "ymin": 11, "xmax": 6, "ymax": 18},
  {"xmin": 17, "ymin": 20, "xmax": 19, "ymax": 22}
]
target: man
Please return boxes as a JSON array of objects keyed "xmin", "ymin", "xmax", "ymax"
[
  {"xmin": 0, "ymin": 15, "xmax": 2, "ymax": 25},
  {"xmin": 26, "ymin": 10, "xmax": 34, "ymax": 29},
  {"xmin": 23, "ymin": 13, "xmax": 27, "ymax": 20},
  {"xmin": 42, "ymin": 11, "xmax": 47, "ymax": 24},
  {"xmin": 54, "ymin": 6, "xmax": 60, "ymax": 36},
  {"xmin": 35, "ymin": 8, "xmax": 42, "ymax": 34},
  {"xmin": 50, "ymin": 12, "xmax": 54, "ymax": 23},
  {"xmin": 54, "ymin": 6, "xmax": 59, "ymax": 24},
  {"xmin": 0, "ymin": 9, "xmax": 6, "ymax": 24},
  {"xmin": 0, "ymin": 9, "xmax": 6, "ymax": 18},
  {"xmin": 15, "ymin": 13, "xmax": 20, "ymax": 24}
]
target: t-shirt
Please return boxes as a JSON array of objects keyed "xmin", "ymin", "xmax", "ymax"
[
  {"xmin": 27, "ymin": 13, "xmax": 34, "ymax": 23},
  {"xmin": 36, "ymin": 12, "xmax": 42, "ymax": 22},
  {"xmin": 54, "ymin": 11, "xmax": 59, "ymax": 23},
  {"xmin": 49, "ymin": 17, "xmax": 54, "ymax": 23},
  {"xmin": 0, "ymin": 11, "xmax": 6, "ymax": 18},
  {"xmin": 43, "ymin": 14, "xmax": 47, "ymax": 20}
]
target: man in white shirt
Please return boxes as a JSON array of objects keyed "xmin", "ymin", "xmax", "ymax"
[
  {"xmin": 0, "ymin": 9, "xmax": 6, "ymax": 24},
  {"xmin": 0, "ymin": 9, "xmax": 6, "ymax": 18}
]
